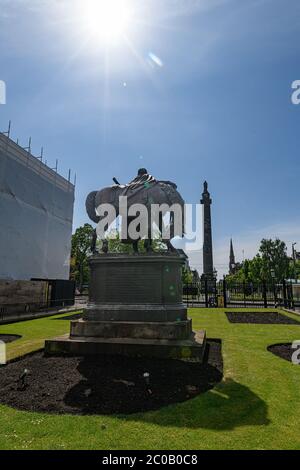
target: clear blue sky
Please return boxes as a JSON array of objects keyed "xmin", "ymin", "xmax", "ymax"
[{"xmin": 1, "ymin": 0, "xmax": 300, "ymax": 275}]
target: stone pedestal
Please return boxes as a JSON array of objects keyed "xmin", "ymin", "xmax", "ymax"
[{"xmin": 45, "ymin": 253, "xmax": 206, "ymax": 361}]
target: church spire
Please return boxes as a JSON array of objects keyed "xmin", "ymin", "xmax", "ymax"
[{"xmin": 229, "ymin": 238, "xmax": 236, "ymax": 274}]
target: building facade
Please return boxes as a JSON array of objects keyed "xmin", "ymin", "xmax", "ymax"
[{"xmin": 0, "ymin": 133, "xmax": 75, "ymax": 280}]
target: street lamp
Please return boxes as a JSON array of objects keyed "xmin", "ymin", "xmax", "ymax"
[
  {"xmin": 271, "ymin": 268, "xmax": 275, "ymax": 280},
  {"xmin": 292, "ymin": 243, "xmax": 297, "ymax": 282}
]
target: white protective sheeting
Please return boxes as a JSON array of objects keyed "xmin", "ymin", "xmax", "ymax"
[{"xmin": 0, "ymin": 134, "xmax": 75, "ymax": 280}]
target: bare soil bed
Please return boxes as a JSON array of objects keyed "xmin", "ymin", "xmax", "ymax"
[
  {"xmin": 225, "ymin": 311, "xmax": 300, "ymax": 325},
  {"xmin": 0, "ymin": 339, "xmax": 222, "ymax": 415},
  {"xmin": 267, "ymin": 343, "xmax": 299, "ymax": 363},
  {"xmin": 0, "ymin": 334, "xmax": 21, "ymax": 344}
]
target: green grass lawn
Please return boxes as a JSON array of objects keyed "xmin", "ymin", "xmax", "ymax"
[{"xmin": 1, "ymin": 308, "xmax": 300, "ymax": 450}]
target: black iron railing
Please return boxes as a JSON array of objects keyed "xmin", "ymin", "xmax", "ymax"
[{"xmin": 183, "ymin": 280, "xmax": 297, "ymax": 309}]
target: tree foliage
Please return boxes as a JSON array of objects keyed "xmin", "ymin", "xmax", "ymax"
[
  {"xmin": 226, "ymin": 238, "xmax": 294, "ymax": 284},
  {"xmin": 70, "ymin": 224, "xmax": 94, "ymax": 291},
  {"xmin": 182, "ymin": 266, "xmax": 194, "ymax": 284},
  {"xmin": 101, "ymin": 230, "xmax": 167, "ymax": 254},
  {"xmin": 259, "ymin": 238, "xmax": 290, "ymax": 282}
]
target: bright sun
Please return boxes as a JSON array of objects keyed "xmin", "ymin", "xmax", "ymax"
[{"xmin": 84, "ymin": 0, "xmax": 132, "ymax": 44}]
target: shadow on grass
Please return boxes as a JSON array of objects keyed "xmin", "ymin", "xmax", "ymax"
[{"xmin": 119, "ymin": 378, "xmax": 270, "ymax": 430}]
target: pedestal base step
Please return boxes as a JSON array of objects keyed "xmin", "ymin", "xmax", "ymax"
[
  {"xmin": 84, "ymin": 303, "xmax": 187, "ymax": 322},
  {"xmin": 70, "ymin": 319, "xmax": 192, "ymax": 340},
  {"xmin": 45, "ymin": 330, "xmax": 206, "ymax": 361}
]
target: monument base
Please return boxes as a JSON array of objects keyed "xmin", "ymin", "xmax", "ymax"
[
  {"xmin": 45, "ymin": 253, "xmax": 207, "ymax": 361},
  {"xmin": 45, "ymin": 329, "xmax": 206, "ymax": 360}
]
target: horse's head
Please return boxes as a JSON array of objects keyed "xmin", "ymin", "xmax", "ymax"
[{"xmin": 86, "ymin": 186, "xmax": 122, "ymax": 223}]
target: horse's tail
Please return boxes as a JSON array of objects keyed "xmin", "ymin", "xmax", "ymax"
[{"xmin": 86, "ymin": 191, "xmax": 100, "ymax": 223}]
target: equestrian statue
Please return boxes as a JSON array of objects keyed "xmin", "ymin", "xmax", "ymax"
[{"xmin": 86, "ymin": 168, "xmax": 185, "ymax": 253}]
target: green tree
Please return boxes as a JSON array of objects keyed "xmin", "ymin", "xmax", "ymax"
[
  {"xmin": 226, "ymin": 269, "xmax": 243, "ymax": 284},
  {"xmin": 102, "ymin": 229, "xmax": 166, "ymax": 254},
  {"xmin": 288, "ymin": 258, "xmax": 300, "ymax": 281},
  {"xmin": 226, "ymin": 239, "xmax": 290, "ymax": 284},
  {"xmin": 182, "ymin": 266, "xmax": 194, "ymax": 284},
  {"xmin": 259, "ymin": 238, "xmax": 289, "ymax": 282},
  {"xmin": 248, "ymin": 255, "xmax": 263, "ymax": 282},
  {"xmin": 243, "ymin": 259, "xmax": 250, "ymax": 281},
  {"xmin": 70, "ymin": 224, "xmax": 94, "ymax": 291}
]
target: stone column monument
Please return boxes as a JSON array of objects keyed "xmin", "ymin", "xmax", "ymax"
[
  {"xmin": 201, "ymin": 181, "xmax": 214, "ymax": 280},
  {"xmin": 45, "ymin": 171, "xmax": 206, "ymax": 361}
]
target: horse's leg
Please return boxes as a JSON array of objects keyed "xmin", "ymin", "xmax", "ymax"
[
  {"xmin": 98, "ymin": 213, "xmax": 114, "ymax": 254},
  {"xmin": 144, "ymin": 238, "xmax": 153, "ymax": 252},
  {"xmin": 145, "ymin": 210, "xmax": 153, "ymax": 252},
  {"xmin": 102, "ymin": 239, "xmax": 109, "ymax": 253},
  {"xmin": 166, "ymin": 212, "xmax": 177, "ymax": 252},
  {"xmin": 166, "ymin": 240, "xmax": 176, "ymax": 252},
  {"xmin": 159, "ymin": 212, "xmax": 173, "ymax": 252},
  {"xmin": 91, "ymin": 229, "xmax": 98, "ymax": 254}
]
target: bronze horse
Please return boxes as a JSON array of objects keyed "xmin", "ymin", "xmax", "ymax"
[{"xmin": 86, "ymin": 169, "xmax": 185, "ymax": 253}]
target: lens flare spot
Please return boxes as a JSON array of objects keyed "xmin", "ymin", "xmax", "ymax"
[{"xmin": 148, "ymin": 52, "xmax": 164, "ymax": 68}]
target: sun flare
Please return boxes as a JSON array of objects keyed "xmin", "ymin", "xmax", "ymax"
[{"xmin": 84, "ymin": 0, "xmax": 132, "ymax": 44}]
